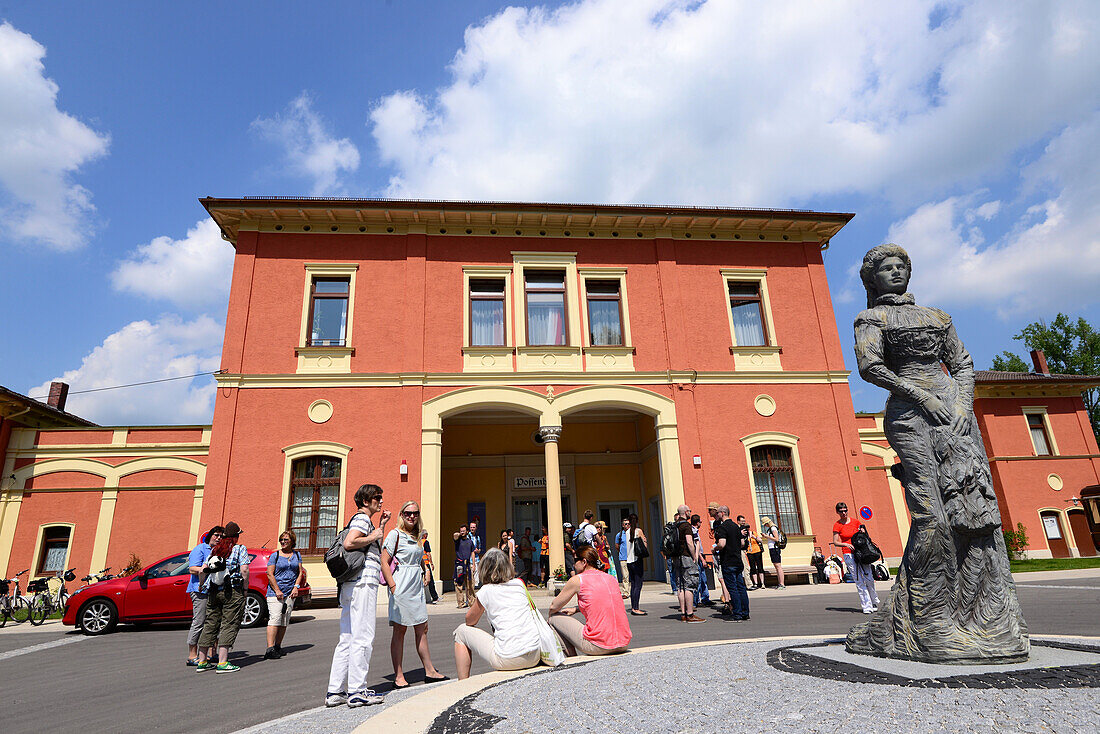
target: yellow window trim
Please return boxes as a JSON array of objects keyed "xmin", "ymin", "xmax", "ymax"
[
  {"xmin": 739, "ymin": 431, "xmax": 811, "ymax": 535},
  {"xmin": 512, "ymin": 252, "xmax": 580, "ymax": 348},
  {"xmin": 297, "ymin": 263, "xmax": 359, "ymax": 375},
  {"xmin": 1022, "ymin": 406, "xmax": 1060, "ymax": 456},
  {"xmin": 30, "ymin": 522, "xmax": 75, "ymax": 578},
  {"xmin": 280, "ymin": 441, "xmax": 352, "ymax": 551}
]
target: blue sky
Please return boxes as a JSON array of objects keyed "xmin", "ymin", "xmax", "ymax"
[{"xmin": 1, "ymin": 1, "xmax": 1098, "ymax": 424}]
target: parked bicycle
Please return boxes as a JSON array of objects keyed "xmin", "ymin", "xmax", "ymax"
[
  {"xmin": 81, "ymin": 568, "xmax": 112, "ymax": 584},
  {"xmin": 1, "ymin": 569, "xmax": 31, "ymax": 626},
  {"xmin": 27, "ymin": 568, "xmax": 76, "ymax": 626}
]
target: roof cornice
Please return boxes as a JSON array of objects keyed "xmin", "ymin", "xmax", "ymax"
[{"xmin": 200, "ymin": 196, "xmax": 854, "ymax": 247}]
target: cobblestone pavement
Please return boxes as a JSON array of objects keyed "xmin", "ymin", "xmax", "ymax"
[{"xmin": 432, "ymin": 638, "xmax": 1100, "ymax": 734}]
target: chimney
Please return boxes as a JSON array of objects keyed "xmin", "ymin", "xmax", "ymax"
[
  {"xmin": 47, "ymin": 382, "xmax": 69, "ymax": 411},
  {"xmin": 1030, "ymin": 350, "xmax": 1050, "ymax": 375}
]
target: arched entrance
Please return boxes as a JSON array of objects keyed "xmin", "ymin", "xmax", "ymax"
[{"xmin": 421, "ymin": 385, "xmax": 684, "ymax": 582}]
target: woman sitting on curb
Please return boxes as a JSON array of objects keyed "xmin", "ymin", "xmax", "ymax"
[
  {"xmin": 548, "ymin": 545, "xmax": 632, "ymax": 656},
  {"xmin": 453, "ymin": 548, "xmax": 542, "ymax": 679}
]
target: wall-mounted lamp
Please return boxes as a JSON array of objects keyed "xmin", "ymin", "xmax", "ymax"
[
  {"xmin": 692, "ymin": 455, "xmax": 702, "ymax": 468},
  {"xmin": 399, "ymin": 460, "xmax": 408, "ymax": 477},
  {"xmin": 1066, "ymin": 496, "xmax": 1081, "ymax": 506}
]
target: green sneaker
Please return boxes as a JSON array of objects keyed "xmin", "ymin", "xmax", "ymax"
[
  {"xmin": 215, "ymin": 662, "xmax": 240, "ymax": 674},
  {"xmin": 195, "ymin": 661, "xmax": 215, "ymax": 673}
]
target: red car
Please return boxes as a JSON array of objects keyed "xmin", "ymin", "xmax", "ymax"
[{"xmin": 63, "ymin": 548, "xmax": 309, "ymax": 635}]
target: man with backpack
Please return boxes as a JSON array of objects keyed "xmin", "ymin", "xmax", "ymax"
[
  {"xmin": 326, "ymin": 483, "xmax": 390, "ymax": 708},
  {"xmin": 664, "ymin": 505, "xmax": 705, "ymax": 623}
]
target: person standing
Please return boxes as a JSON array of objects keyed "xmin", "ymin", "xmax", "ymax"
[
  {"xmin": 420, "ymin": 530, "xmax": 438, "ymax": 604},
  {"xmin": 577, "ymin": 510, "xmax": 598, "ymax": 547},
  {"xmin": 185, "ymin": 526, "xmax": 222, "ymax": 666},
  {"xmin": 197, "ymin": 522, "xmax": 250, "ymax": 673},
  {"xmin": 327, "ymin": 484, "xmax": 390, "ymax": 708},
  {"xmin": 713, "ymin": 506, "xmax": 750, "ymax": 621},
  {"xmin": 832, "ymin": 502, "xmax": 880, "ymax": 614},
  {"xmin": 761, "ymin": 517, "xmax": 785, "ymax": 589},
  {"xmin": 707, "ymin": 503, "xmax": 730, "ymax": 610},
  {"xmin": 562, "ymin": 522, "xmax": 576, "ymax": 577},
  {"xmin": 453, "ymin": 525, "xmax": 475, "ymax": 608},
  {"xmin": 672, "ymin": 505, "xmax": 705, "ymax": 623},
  {"xmin": 381, "ymin": 501, "xmax": 447, "ymax": 688},
  {"xmin": 539, "ymin": 527, "xmax": 550, "ymax": 585},
  {"xmin": 613, "ymin": 518, "xmax": 631, "ymax": 597},
  {"xmin": 468, "ymin": 517, "xmax": 483, "ymax": 586},
  {"xmin": 744, "ymin": 520, "xmax": 765, "ymax": 590},
  {"xmin": 623, "ymin": 513, "xmax": 647, "ymax": 616},
  {"xmin": 689, "ymin": 514, "xmax": 712, "ymax": 607},
  {"xmin": 593, "ymin": 522, "xmax": 613, "ymax": 575},
  {"xmin": 519, "ymin": 528, "xmax": 534, "ymax": 586},
  {"xmin": 265, "ymin": 530, "xmax": 305, "ymax": 659}
]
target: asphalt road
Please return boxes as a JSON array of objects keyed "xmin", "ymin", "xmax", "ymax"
[{"xmin": 0, "ymin": 578, "xmax": 1097, "ymax": 734}]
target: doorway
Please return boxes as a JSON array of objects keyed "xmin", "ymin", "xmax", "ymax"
[
  {"xmin": 1067, "ymin": 509, "xmax": 1097, "ymax": 557},
  {"xmin": 1041, "ymin": 511, "xmax": 1070, "ymax": 558}
]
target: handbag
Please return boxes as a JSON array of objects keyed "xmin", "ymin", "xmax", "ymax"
[
  {"xmin": 633, "ymin": 529, "xmax": 650, "ymax": 560},
  {"xmin": 380, "ymin": 531, "xmax": 401, "ymax": 585},
  {"xmin": 524, "ymin": 587, "xmax": 565, "ymax": 667}
]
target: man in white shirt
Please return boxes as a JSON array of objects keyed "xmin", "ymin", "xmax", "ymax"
[{"xmin": 327, "ymin": 484, "xmax": 390, "ymax": 708}]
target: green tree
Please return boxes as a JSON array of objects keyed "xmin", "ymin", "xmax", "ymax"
[
  {"xmin": 994, "ymin": 314, "xmax": 1100, "ymax": 439},
  {"xmin": 991, "ymin": 352, "xmax": 1029, "ymax": 372}
]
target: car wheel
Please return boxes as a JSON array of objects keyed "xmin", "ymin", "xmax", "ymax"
[
  {"xmin": 78, "ymin": 599, "xmax": 118, "ymax": 635},
  {"xmin": 242, "ymin": 591, "xmax": 267, "ymax": 628}
]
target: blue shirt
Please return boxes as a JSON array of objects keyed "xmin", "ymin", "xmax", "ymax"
[
  {"xmin": 186, "ymin": 542, "xmax": 211, "ymax": 594},
  {"xmin": 615, "ymin": 530, "xmax": 630, "ymax": 561},
  {"xmin": 266, "ymin": 550, "xmax": 301, "ymax": 597}
]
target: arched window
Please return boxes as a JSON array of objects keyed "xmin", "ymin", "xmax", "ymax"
[
  {"xmin": 750, "ymin": 446, "xmax": 803, "ymax": 534},
  {"xmin": 288, "ymin": 456, "xmax": 342, "ymax": 554}
]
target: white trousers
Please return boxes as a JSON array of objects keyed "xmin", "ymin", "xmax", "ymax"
[
  {"xmin": 327, "ymin": 573, "xmax": 379, "ymax": 695},
  {"xmin": 844, "ymin": 553, "xmax": 879, "ymax": 612}
]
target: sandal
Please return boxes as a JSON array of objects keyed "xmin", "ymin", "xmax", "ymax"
[{"xmin": 630, "ymin": 610, "xmax": 648, "ymax": 616}]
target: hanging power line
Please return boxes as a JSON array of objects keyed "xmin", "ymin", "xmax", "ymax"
[{"xmin": 29, "ymin": 370, "xmax": 224, "ymax": 401}]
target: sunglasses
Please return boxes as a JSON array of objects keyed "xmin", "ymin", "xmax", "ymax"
[{"xmin": 402, "ymin": 510, "xmax": 420, "ymax": 517}]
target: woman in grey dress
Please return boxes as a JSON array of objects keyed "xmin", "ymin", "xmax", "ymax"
[
  {"xmin": 847, "ymin": 244, "xmax": 1028, "ymax": 663},
  {"xmin": 381, "ymin": 501, "xmax": 447, "ymax": 687}
]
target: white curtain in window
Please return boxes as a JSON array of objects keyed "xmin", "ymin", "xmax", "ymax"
[
  {"xmin": 527, "ymin": 294, "xmax": 566, "ymax": 345},
  {"xmin": 731, "ymin": 302, "xmax": 765, "ymax": 346},
  {"xmin": 471, "ymin": 301, "xmax": 505, "ymax": 346},
  {"xmin": 1030, "ymin": 426, "xmax": 1050, "ymax": 455},
  {"xmin": 44, "ymin": 544, "xmax": 67, "ymax": 572},
  {"xmin": 588, "ymin": 300, "xmax": 622, "ymax": 345}
]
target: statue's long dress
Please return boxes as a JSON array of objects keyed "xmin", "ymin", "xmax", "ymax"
[{"xmin": 847, "ymin": 294, "xmax": 1028, "ymax": 663}]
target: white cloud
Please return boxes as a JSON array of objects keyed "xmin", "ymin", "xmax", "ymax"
[
  {"xmin": 253, "ymin": 93, "xmax": 360, "ymax": 195},
  {"xmin": 0, "ymin": 22, "xmax": 109, "ymax": 250},
  {"xmin": 29, "ymin": 315, "xmax": 223, "ymax": 425},
  {"xmin": 885, "ymin": 112, "xmax": 1100, "ymax": 316},
  {"xmin": 110, "ymin": 219, "xmax": 234, "ymax": 310},
  {"xmin": 369, "ymin": 0, "xmax": 1100, "ymax": 207}
]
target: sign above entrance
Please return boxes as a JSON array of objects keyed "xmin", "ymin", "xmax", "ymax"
[{"xmin": 514, "ymin": 476, "xmax": 568, "ymax": 490}]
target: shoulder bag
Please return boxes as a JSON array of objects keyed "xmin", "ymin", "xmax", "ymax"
[
  {"xmin": 524, "ymin": 586, "xmax": 565, "ymax": 667},
  {"xmin": 633, "ymin": 528, "xmax": 650, "ymax": 559}
]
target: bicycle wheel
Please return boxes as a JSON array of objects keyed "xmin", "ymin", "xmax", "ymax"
[
  {"xmin": 28, "ymin": 594, "xmax": 49, "ymax": 626},
  {"xmin": 0, "ymin": 597, "xmax": 9, "ymax": 628},
  {"xmin": 57, "ymin": 588, "xmax": 68, "ymax": 612},
  {"xmin": 9, "ymin": 595, "xmax": 30, "ymax": 624}
]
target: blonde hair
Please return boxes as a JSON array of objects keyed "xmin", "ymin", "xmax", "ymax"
[
  {"xmin": 478, "ymin": 548, "xmax": 515, "ymax": 585},
  {"xmin": 398, "ymin": 500, "xmax": 423, "ymax": 538}
]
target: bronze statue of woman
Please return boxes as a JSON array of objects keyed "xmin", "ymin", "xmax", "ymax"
[{"xmin": 848, "ymin": 244, "xmax": 1028, "ymax": 663}]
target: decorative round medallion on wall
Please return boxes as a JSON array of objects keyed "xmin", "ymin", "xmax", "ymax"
[
  {"xmin": 308, "ymin": 399, "xmax": 334, "ymax": 424},
  {"xmin": 481, "ymin": 354, "xmax": 496, "ymax": 367},
  {"xmin": 317, "ymin": 356, "xmax": 333, "ymax": 369},
  {"xmin": 754, "ymin": 394, "xmax": 776, "ymax": 417},
  {"xmin": 1047, "ymin": 473, "xmax": 1064, "ymax": 491},
  {"xmin": 542, "ymin": 354, "xmax": 557, "ymax": 366},
  {"xmin": 750, "ymin": 353, "xmax": 764, "ymax": 366},
  {"xmin": 602, "ymin": 354, "xmax": 617, "ymax": 366}
]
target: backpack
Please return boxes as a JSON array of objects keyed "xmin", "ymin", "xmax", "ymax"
[
  {"xmin": 572, "ymin": 522, "xmax": 590, "ymax": 547},
  {"xmin": 777, "ymin": 529, "xmax": 788, "ymax": 550},
  {"xmin": 324, "ymin": 514, "xmax": 370, "ymax": 583},
  {"xmin": 661, "ymin": 521, "xmax": 684, "ymax": 558},
  {"xmin": 851, "ymin": 524, "xmax": 882, "ymax": 565}
]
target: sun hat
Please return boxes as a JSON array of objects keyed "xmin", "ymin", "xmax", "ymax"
[
  {"xmin": 761, "ymin": 517, "xmax": 774, "ymax": 527},
  {"xmin": 707, "ymin": 501, "xmax": 720, "ymax": 511}
]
